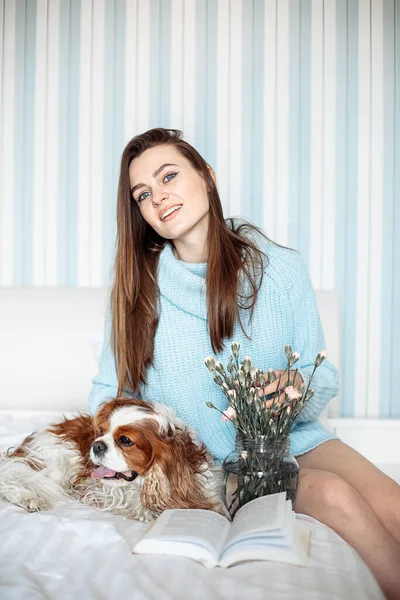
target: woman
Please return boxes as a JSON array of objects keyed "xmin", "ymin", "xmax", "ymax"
[{"xmin": 89, "ymin": 128, "xmax": 400, "ymax": 599}]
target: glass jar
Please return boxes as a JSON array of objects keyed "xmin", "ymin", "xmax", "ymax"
[{"xmin": 222, "ymin": 433, "xmax": 299, "ymax": 518}]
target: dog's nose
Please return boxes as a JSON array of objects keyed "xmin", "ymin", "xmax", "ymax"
[{"xmin": 92, "ymin": 440, "xmax": 107, "ymax": 455}]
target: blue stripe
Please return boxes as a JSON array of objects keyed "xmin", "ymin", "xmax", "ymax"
[
  {"xmin": 58, "ymin": 0, "xmax": 80, "ymax": 286},
  {"xmin": 288, "ymin": 0, "xmax": 301, "ymax": 249},
  {"xmin": 392, "ymin": 0, "xmax": 400, "ymax": 416},
  {"xmin": 381, "ymin": 0, "xmax": 395, "ymax": 416},
  {"xmin": 13, "ymin": 0, "xmax": 36, "ymax": 285},
  {"xmin": 195, "ymin": 0, "xmax": 218, "ymax": 165},
  {"xmin": 297, "ymin": 0, "xmax": 311, "ymax": 266},
  {"xmin": 251, "ymin": 0, "xmax": 264, "ymax": 224},
  {"xmin": 149, "ymin": 0, "xmax": 171, "ymax": 129},
  {"xmin": 195, "ymin": 0, "xmax": 207, "ymax": 155},
  {"xmin": 102, "ymin": 0, "xmax": 125, "ymax": 286},
  {"xmin": 195, "ymin": 0, "xmax": 218, "ymax": 169},
  {"xmin": 241, "ymin": 1, "xmax": 254, "ymax": 219},
  {"xmin": 335, "ymin": 0, "xmax": 358, "ymax": 417},
  {"xmin": 204, "ymin": 0, "xmax": 218, "ymax": 170},
  {"xmin": 240, "ymin": 0, "xmax": 264, "ymax": 225},
  {"xmin": 195, "ymin": 0, "xmax": 218, "ymax": 168},
  {"xmin": 335, "ymin": 0, "xmax": 348, "ymax": 415}
]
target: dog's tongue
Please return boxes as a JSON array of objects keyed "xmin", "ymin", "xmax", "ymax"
[{"xmin": 91, "ymin": 466, "xmax": 117, "ymax": 479}]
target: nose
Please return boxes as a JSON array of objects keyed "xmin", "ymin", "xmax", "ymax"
[
  {"xmin": 153, "ymin": 189, "xmax": 169, "ymax": 206},
  {"xmin": 92, "ymin": 440, "xmax": 107, "ymax": 456}
]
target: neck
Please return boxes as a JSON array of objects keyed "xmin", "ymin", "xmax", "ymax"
[
  {"xmin": 172, "ymin": 245, "xmax": 208, "ymax": 263},
  {"xmin": 172, "ymin": 221, "xmax": 209, "ymax": 263}
]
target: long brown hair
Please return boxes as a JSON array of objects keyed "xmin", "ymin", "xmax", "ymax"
[{"xmin": 112, "ymin": 128, "xmax": 278, "ymax": 397}]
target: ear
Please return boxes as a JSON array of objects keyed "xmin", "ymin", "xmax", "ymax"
[
  {"xmin": 47, "ymin": 415, "xmax": 96, "ymax": 477},
  {"xmin": 141, "ymin": 428, "xmax": 215, "ymax": 512},
  {"xmin": 140, "ymin": 463, "xmax": 173, "ymax": 512}
]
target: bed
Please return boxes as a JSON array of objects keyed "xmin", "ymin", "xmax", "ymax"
[{"xmin": 0, "ymin": 288, "xmax": 384, "ymax": 599}]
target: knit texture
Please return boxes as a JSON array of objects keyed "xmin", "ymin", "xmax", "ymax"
[{"xmin": 88, "ymin": 227, "xmax": 339, "ymax": 464}]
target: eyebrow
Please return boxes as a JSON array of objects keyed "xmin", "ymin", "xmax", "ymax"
[{"xmin": 130, "ymin": 163, "xmax": 178, "ymax": 195}]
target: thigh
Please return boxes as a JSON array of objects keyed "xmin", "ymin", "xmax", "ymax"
[{"xmin": 296, "ymin": 440, "xmax": 400, "ymax": 523}]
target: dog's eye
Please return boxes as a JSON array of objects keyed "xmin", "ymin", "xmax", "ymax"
[
  {"xmin": 119, "ymin": 436, "xmax": 133, "ymax": 447},
  {"xmin": 97, "ymin": 428, "xmax": 103, "ymax": 436}
]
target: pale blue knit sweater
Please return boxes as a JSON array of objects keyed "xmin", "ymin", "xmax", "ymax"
[{"xmin": 88, "ymin": 229, "xmax": 339, "ymax": 464}]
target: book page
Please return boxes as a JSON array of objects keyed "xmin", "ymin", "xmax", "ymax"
[
  {"xmin": 219, "ymin": 518, "xmax": 311, "ymax": 568},
  {"xmin": 137, "ymin": 509, "xmax": 230, "ymax": 557},
  {"xmin": 224, "ymin": 492, "xmax": 287, "ymax": 548}
]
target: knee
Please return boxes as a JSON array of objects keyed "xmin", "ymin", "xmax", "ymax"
[{"xmin": 297, "ymin": 469, "xmax": 362, "ymax": 520}]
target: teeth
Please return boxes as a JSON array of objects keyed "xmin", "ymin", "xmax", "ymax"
[{"xmin": 162, "ymin": 205, "xmax": 182, "ymax": 220}]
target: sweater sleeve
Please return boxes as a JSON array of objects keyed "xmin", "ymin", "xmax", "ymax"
[
  {"xmin": 288, "ymin": 252, "xmax": 340, "ymax": 422},
  {"xmin": 87, "ymin": 301, "xmax": 139, "ymax": 415}
]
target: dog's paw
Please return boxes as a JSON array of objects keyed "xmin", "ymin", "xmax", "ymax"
[{"xmin": 4, "ymin": 494, "xmax": 50, "ymax": 513}]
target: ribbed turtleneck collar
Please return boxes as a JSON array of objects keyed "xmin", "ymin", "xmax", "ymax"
[{"xmin": 157, "ymin": 243, "xmax": 208, "ymax": 320}]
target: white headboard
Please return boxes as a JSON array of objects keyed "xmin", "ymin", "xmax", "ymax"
[
  {"xmin": 0, "ymin": 287, "xmax": 340, "ymax": 415},
  {"xmin": 0, "ymin": 288, "xmax": 108, "ymax": 412}
]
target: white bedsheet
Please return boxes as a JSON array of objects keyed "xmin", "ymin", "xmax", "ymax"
[{"xmin": 0, "ymin": 411, "xmax": 384, "ymax": 600}]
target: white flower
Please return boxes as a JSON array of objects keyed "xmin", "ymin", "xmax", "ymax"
[
  {"xmin": 289, "ymin": 351, "xmax": 300, "ymax": 367},
  {"xmin": 227, "ymin": 389, "xmax": 237, "ymax": 400},
  {"xmin": 221, "ymin": 407, "xmax": 237, "ymax": 422},
  {"xmin": 314, "ymin": 350, "xmax": 328, "ymax": 367},
  {"xmin": 214, "ymin": 374, "xmax": 224, "ymax": 386},
  {"xmin": 204, "ymin": 356, "xmax": 216, "ymax": 372},
  {"xmin": 231, "ymin": 341, "xmax": 240, "ymax": 358},
  {"xmin": 285, "ymin": 344, "xmax": 293, "ymax": 359},
  {"xmin": 242, "ymin": 357, "xmax": 252, "ymax": 374},
  {"xmin": 237, "ymin": 370, "xmax": 246, "ymax": 385},
  {"xmin": 285, "ymin": 386, "xmax": 302, "ymax": 402},
  {"xmin": 215, "ymin": 361, "xmax": 225, "ymax": 374}
]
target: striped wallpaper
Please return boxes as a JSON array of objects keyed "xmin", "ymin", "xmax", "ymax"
[{"xmin": 0, "ymin": 0, "xmax": 399, "ymax": 420}]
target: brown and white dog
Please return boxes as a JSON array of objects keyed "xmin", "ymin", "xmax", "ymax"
[{"xmin": 0, "ymin": 398, "xmax": 227, "ymax": 521}]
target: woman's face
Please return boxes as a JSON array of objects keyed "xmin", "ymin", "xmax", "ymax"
[{"xmin": 128, "ymin": 144, "xmax": 210, "ymax": 246}]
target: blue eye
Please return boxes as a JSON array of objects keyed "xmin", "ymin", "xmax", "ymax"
[
  {"xmin": 164, "ymin": 172, "xmax": 177, "ymax": 182},
  {"xmin": 138, "ymin": 191, "xmax": 150, "ymax": 203}
]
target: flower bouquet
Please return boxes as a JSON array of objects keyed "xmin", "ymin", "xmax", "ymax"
[{"xmin": 204, "ymin": 343, "xmax": 328, "ymax": 517}]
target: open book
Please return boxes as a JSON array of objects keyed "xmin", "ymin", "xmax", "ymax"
[{"xmin": 133, "ymin": 492, "xmax": 310, "ymax": 568}]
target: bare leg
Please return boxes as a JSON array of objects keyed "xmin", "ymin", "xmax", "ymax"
[
  {"xmin": 296, "ymin": 467, "xmax": 400, "ymax": 600},
  {"xmin": 297, "ymin": 440, "xmax": 400, "ymax": 545}
]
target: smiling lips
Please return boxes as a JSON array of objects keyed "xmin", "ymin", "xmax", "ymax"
[{"xmin": 160, "ymin": 204, "xmax": 183, "ymax": 221}]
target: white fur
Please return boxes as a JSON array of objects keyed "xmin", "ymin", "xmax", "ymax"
[
  {"xmin": 0, "ymin": 403, "xmax": 227, "ymax": 521},
  {"xmin": 90, "ymin": 431, "xmax": 131, "ymax": 473}
]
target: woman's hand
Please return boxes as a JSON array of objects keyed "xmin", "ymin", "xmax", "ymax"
[{"xmin": 257, "ymin": 370, "xmax": 304, "ymax": 407}]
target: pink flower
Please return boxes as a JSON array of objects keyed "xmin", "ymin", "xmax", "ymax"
[
  {"xmin": 221, "ymin": 407, "xmax": 237, "ymax": 422},
  {"xmin": 285, "ymin": 386, "xmax": 302, "ymax": 402}
]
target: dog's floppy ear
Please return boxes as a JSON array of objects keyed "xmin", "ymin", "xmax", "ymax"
[
  {"xmin": 47, "ymin": 415, "xmax": 96, "ymax": 476},
  {"xmin": 140, "ymin": 427, "xmax": 215, "ymax": 512}
]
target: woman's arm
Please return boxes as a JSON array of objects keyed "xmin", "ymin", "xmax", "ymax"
[{"xmin": 288, "ymin": 251, "xmax": 339, "ymax": 422}]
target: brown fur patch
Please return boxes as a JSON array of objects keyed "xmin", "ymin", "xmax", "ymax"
[
  {"xmin": 138, "ymin": 421, "xmax": 215, "ymax": 512},
  {"xmin": 112, "ymin": 423, "xmax": 155, "ymax": 474},
  {"xmin": 93, "ymin": 397, "xmax": 154, "ymax": 437},
  {"xmin": 7, "ymin": 434, "xmax": 43, "ymax": 471}
]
